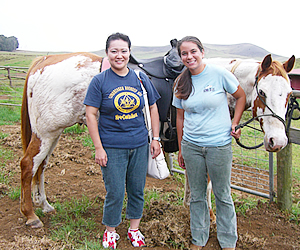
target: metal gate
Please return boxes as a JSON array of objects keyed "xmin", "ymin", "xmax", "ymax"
[{"xmin": 168, "ymin": 117, "xmax": 275, "ymax": 201}]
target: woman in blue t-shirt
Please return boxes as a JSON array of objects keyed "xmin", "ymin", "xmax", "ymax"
[
  {"xmin": 84, "ymin": 33, "xmax": 161, "ymax": 249},
  {"xmin": 172, "ymin": 36, "xmax": 246, "ymax": 250}
]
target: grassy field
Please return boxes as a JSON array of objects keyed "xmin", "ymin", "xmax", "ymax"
[{"xmin": 0, "ymin": 51, "xmax": 45, "ymax": 67}]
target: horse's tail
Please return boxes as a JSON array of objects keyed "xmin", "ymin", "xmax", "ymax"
[{"xmin": 21, "ymin": 56, "xmax": 45, "ymax": 153}]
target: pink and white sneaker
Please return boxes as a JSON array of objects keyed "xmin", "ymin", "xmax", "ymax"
[
  {"xmin": 127, "ymin": 228, "xmax": 145, "ymax": 247},
  {"xmin": 102, "ymin": 229, "xmax": 120, "ymax": 249}
]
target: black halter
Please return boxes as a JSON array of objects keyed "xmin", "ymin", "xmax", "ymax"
[{"xmin": 235, "ymin": 75, "xmax": 287, "ymax": 150}]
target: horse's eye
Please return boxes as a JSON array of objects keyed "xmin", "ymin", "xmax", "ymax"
[{"xmin": 259, "ymin": 89, "xmax": 266, "ymax": 97}]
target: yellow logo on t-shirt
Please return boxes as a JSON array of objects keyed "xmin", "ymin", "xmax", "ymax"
[{"xmin": 114, "ymin": 92, "xmax": 140, "ymax": 113}]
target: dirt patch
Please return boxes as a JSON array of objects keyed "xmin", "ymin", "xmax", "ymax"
[{"xmin": 0, "ymin": 125, "xmax": 299, "ymax": 249}]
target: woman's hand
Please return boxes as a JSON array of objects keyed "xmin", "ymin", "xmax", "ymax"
[
  {"xmin": 231, "ymin": 85, "xmax": 246, "ymax": 140},
  {"xmin": 178, "ymin": 151, "xmax": 186, "ymax": 169},
  {"xmin": 95, "ymin": 147, "xmax": 108, "ymax": 167},
  {"xmin": 150, "ymin": 140, "xmax": 161, "ymax": 159},
  {"xmin": 231, "ymin": 124, "xmax": 241, "ymax": 139}
]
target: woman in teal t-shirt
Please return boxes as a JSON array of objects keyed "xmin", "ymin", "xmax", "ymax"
[{"xmin": 172, "ymin": 36, "xmax": 246, "ymax": 250}]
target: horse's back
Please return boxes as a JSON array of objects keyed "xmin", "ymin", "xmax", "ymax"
[
  {"xmin": 204, "ymin": 57, "xmax": 260, "ymax": 112},
  {"xmin": 25, "ymin": 52, "xmax": 102, "ymax": 137}
]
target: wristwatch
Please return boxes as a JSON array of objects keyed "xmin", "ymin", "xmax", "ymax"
[{"xmin": 152, "ymin": 137, "xmax": 161, "ymax": 142}]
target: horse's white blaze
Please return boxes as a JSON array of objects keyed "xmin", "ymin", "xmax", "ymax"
[{"xmin": 252, "ymin": 75, "xmax": 292, "ymax": 151}]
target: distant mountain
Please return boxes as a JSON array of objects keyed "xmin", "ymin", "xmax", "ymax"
[
  {"xmin": 203, "ymin": 43, "xmax": 284, "ymax": 60},
  {"xmin": 92, "ymin": 42, "xmax": 287, "ymax": 61}
]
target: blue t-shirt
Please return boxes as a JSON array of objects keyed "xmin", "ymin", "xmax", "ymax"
[
  {"xmin": 172, "ymin": 64, "xmax": 239, "ymax": 147},
  {"xmin": 84, "ymin": 68, "xmax": 160, "ymax": 149}
]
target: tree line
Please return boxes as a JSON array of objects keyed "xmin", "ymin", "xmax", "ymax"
[{"xmin": 0, "ymin": 35, "xmax": 19, "ymax": 51}]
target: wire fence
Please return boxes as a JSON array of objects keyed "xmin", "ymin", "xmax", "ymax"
[
  {"xmin": 169, "ymin": 120, "xmax": 275, "ymax": 200},
  {"xmin": 231, "ymin": 122, "xmax": 275, "ymax": 200}
]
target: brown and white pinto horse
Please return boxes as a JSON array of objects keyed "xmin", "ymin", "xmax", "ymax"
[
  {"xmin": 21, "ymin": 52, "xmax": 103, "ymax": 228},
  {"xmin": 20, "ymin": 51, "xmax": 294, "ymax": 228},
  {"xmin": 206, "ymin": 54, "xmax": 295, "ymax": 152}
]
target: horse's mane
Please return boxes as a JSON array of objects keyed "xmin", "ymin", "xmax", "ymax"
[{"xmin": 270, "ymin": 60, "xmax": 289, "ymax": 82}]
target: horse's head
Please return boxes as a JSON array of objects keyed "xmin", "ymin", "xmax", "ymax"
[{"xmin": 252, "ymin": 54, "xmax": 295, "ymax": 152}]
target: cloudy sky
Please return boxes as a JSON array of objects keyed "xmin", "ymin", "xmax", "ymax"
[{"xmin": 1, "ymin": 0, "xmax": 299, "ymax": 58}]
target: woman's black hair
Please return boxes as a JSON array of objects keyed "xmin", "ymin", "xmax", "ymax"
[{"xmin": 105, "ymin": 32, "xmax": 131, "ymax": 53}]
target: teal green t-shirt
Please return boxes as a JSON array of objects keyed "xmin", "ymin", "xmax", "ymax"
[{"xmin": 172, "ymin": 64, "xmax": 239, "ymax": 147}]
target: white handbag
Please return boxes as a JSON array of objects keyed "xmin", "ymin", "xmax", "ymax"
[{"xmin": 135, "ymin": 70, "xmax": 170, "ymax": 180}]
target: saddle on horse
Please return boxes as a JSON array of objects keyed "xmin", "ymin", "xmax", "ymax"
[{"xmin": 128, "ymin": 39, "xmax": 185, "ymax": 152}]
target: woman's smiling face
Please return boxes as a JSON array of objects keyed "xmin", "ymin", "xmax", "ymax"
[
  {"xmin": 106, "ymin": 39, "xmax": 130, "ymax": 75},
  {"xmin": 179, "ymin": 41, "xmax": 205, "ymax": 75}
]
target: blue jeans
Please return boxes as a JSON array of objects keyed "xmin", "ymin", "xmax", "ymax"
[
  {"xmin": 101, "ymin": 144, "xmax": 148, "ymax": 228},
  {"xmin": 181, "ymin": 140, "xmax": 237, "ymax": 248}
]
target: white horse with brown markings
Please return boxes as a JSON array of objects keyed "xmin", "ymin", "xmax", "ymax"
[
  {"xmin": 21, "ymin": 52, "xmax": 103, "ymax": 228},
  {"xmin": 20, "ymin": 52, "xmax": 294, "ymax": 228},
  {"xmin": 207, "ymin": 54, "xmax": 295, "ymax": 152}
]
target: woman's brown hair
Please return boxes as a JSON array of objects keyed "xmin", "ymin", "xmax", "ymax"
[{"xmin": 174, "ymin": 36, "xmax": 204, "ymax": 100}]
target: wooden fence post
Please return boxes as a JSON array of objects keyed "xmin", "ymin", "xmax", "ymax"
[
  {"xmin": 277, "ymin": 142, "xmax": 292, "ymax": 211},
  {"xmin": 6, "ymin": 67, "xmax": 13, "ymax": 87}
]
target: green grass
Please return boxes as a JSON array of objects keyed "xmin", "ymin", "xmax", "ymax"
[
  {"xmin": 144, "ymin": 186, "xmax": 184, "ymax": 208},
  {"xmin": 0, "ymin": 145, "xmax": 13, "ymax": 167},
  {"xmin": 50, "ymin": 195, "xmax": 99, "ymax": 247},
  {"xmin": 232, "ymin": 113, "xmax": 269, "ymax": 171},
  {"xmin": 0, "ymin": 51, "xmax": 45, "ymax": 67},
  {"xmin": 0, "ymin": 105, "xmax": 21, "ymax": 125},
  {"xmin": 8, "ymin": 186, "xmax": 21, "ymax": 201},
  {"xmin": 0, "ymin": 145, "xmax": 15, "ymax": 197},
  {"xmin": 0, "ymin": 132, "xmax": 9, "ymax": 139},
  {"xmin": 63, "ymin": 124, "xmax": 87, "ymax": 134},
  {"xmin": 233, "ymin": 193, "xmax": 266, "ymax": 217},
  {"xmin": 0, "ymin": 166, "xmax": 10, "ymax": 186}
]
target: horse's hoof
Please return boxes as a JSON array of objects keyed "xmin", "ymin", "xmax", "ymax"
[
  {"xmin": 26, "ymin": 219, "xmax": 44, "ymax": 228},
  {"xmin": 42, "ymin": 206, "xmax": 55, "ymax": 214}
]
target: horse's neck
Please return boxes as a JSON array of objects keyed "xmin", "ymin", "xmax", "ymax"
[{"xmin": 231, "ymin": 61, "xmax": 260, "ymax": 109}]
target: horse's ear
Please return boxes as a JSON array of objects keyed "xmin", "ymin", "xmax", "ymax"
[
  {"xmin": 261, "ymin": 54, "xmax": 272, "ymax": 71},
  {"xmin": 283, "ymin": 55, "xmax": 295, "ymax": 73}
]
